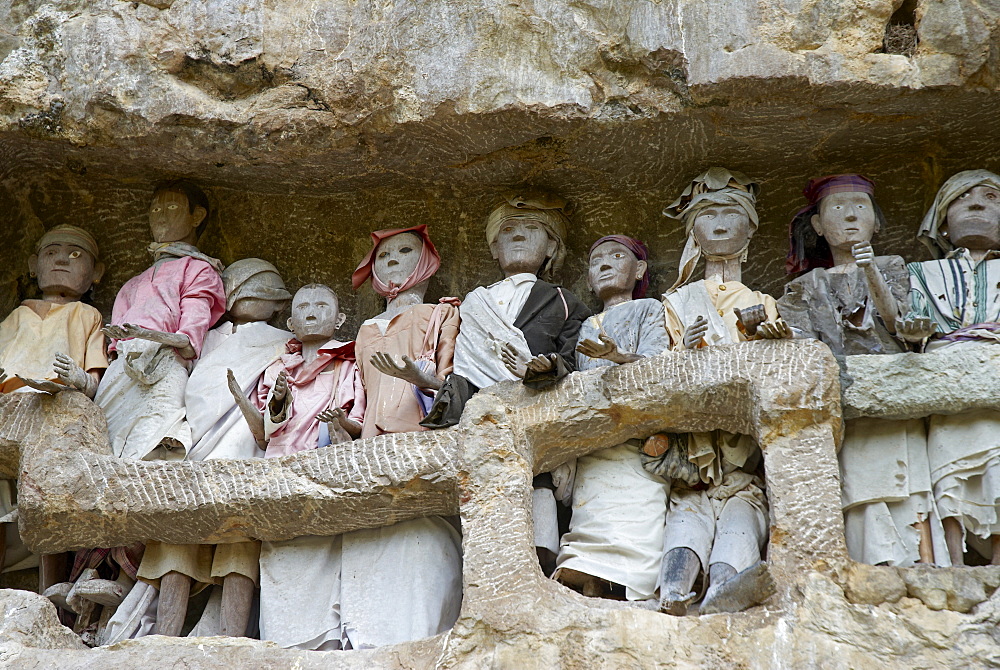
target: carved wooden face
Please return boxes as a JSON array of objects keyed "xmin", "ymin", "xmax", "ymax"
[
  {"xmin": 148, "ymin": 189, "xmax": 204, "ymax": 244},
  {"xmin": 587, "ymin": 240, "xmax": 645, "ymax": 303},
  {"xmin": 945, "ymin": 185, "xmax": 1000, "ymax": 252},
  {"xmin": 691, "ymin": 205, "xmax": 753, "ymax": 257},
  {"xmin": 374, "ymin": 232, "xmax": 423, "ymax": 286},
  {"xmin": 287, "ymin": 286, "xmax": 344, "ymax": 342},
  {"xmin": 490, "ymin": 217, "xmax": 557, "ymax": 276},
  {"xmin": 30, "ymin": 242, "xmax": 100, "ymax": 300},
  {"xmin": 811, "ymin": 192, "xmax": 878, "ymax": 254}
]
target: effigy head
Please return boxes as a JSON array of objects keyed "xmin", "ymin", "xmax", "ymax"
[
  {"xmin": 28, "ymin": 224, "xmax": 104, "ymax": 301},
  {"xmin": 485, "ymin": 189, "xmax": 570, "ymax": 280},
  {"xmin": 918, "ymin": 169, "xmax": 1000, "ymax": 258},
  {"xmin": 222, "ymin": 258, "xmax": 291, "ymax": 323},
  {"xmin": 587, "ymin": 235, "xmax": 650, "ymax": 303},
  {"xmin": 287, "ymin": 284, "xmax": 345, "ymax": 343}
]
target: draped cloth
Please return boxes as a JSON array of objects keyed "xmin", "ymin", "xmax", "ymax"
[
  {"xmin": 555, "ymin": 299, "xmax": 672, "ymax": 599},
  {"xmin": 351, "ymin": 224, "xmax": 442, "ymax": 299},
  {"xmin": 779, "ymin": 260, "xmax": 944, "ymax": 566},
  {"xmin": 340, "ymin": 302, "xmax": 463, "ymax": 649},
  {"xmin": 257, "ymin": 340, "xmax": 365, "ymax": 651},
  {"xmin": 147, "ymin": 241, "xmax": 224, "ymax": 274},
  {"xmin": 663, "ymin": 168, "xmax": 760, "ymax": 291},
  {"xmin": 786, "ymin": 174, "xmax": 879, "ymax": 274},
  {"xmin": 659, "ymin": 279, "xmax": 770, "ymax": 574},
  {"xmin": 122, "ymin": 321, "xmax": 291, "ymax": 640},
  {"xmin": 452, "ymin": 285, "xmax": 532, "ymax": 388},
  {"xmin": 917, "ymin": 169, "xmax": 1000, "ymax": 258},
  {"xmin": 97, "ymin": 339, "xmax": 191, "ymax": 461},
  {"xmin": 186, "ymin": 321, "xmax": 291, "ymax": 461},
  {"xmin": 257, "ymin": 339, "xmax": 364, "ymax": 459}
]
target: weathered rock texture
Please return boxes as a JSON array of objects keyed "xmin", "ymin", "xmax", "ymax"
[
  {"xmin": 844, "ymin": 346, "xmax": 1000, "ymax": 420},
  {"xmin": 2, "ymin": 0, "xmax": 1000, "ymax": 330},
  {"xmin": 4, "ymin": 341, "xmax": 1000, "ymax": 668},
  {"xmin": 4, "ymin": 0, "xmax": 1000, "ymax": 667}
]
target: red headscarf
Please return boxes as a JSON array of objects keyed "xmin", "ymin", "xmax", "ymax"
[
  {"xmin": 786, "ymin": 174, "xmax": 877, "ymax": 274},
  {"xmin": 589, "ymin": 235, "xmax": 650, "ymax": 299},
  {"xmin": 351, "ymin": 224, "xmax": 442, "ymax": 299}
]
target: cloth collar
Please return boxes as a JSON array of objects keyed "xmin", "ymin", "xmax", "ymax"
[
  {"xmin": 147, "ymin": 241, "xmax": 224, "ymax": 273},
  {"xmin": 944, "ymin": 247, "xmax": 1000, "ymax": 263},
  {"xmin": 488, "ymin": 273, "xmax": 537, "ymax": 289}
]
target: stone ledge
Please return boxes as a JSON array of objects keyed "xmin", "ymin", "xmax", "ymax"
[{"xmin": 844, "ymin": 346, "xmax": 1000, "ymax": 420}]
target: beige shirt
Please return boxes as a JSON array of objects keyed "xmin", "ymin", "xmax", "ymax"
[
  {"xmin": 663, "ymin": 280, "xmax": 779, "ymax": 349},
  {"xmin": 0, "ymin": 300, "xmax": 108, "ymax": 393}
]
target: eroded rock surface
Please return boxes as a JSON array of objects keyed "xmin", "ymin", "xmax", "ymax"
[{"xmin": 2, "ymin": 0, "xmax": 1000, "ymax": 327}]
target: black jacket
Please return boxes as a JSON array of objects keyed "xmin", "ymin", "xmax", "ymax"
[{"xmin": 421, "ymin": 279, "xmax": 591, "ymax": 428}]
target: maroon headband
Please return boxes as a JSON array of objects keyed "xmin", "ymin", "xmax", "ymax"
[
  {"xmin": 787, "ymin": 174, "xmax": 876, "ymax": 274},
  {"xmin": 590, "ymin": 235, "xmax": 650, "ymax": 299}
]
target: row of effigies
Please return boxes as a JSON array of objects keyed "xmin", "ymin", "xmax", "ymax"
[{"xmin": 1, "ymin": 166, "xmax": 998, "ymax": 647}]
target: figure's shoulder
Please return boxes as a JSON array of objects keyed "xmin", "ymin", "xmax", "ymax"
[{"xmin": 630, "ymin": 297, "xmax": 666, "ymax": 314}]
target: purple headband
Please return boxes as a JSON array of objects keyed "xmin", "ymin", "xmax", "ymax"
[{"xmin": 590, "ymin": 235, "xmax": 650, "ymax": 299}]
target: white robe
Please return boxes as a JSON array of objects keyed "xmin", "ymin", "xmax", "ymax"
[
  {"xmin": 453, "ymin": 278, "xmax": 560, "ymax": 551},
  {"xmin": 186, "ymin": 321, "xmax": 290, "ymax": 462},
  {"xmin": 95, "ymin": 339, "xmax": 191, "ymax": 461},
  {"xmin": 453, "ymin": 283, "xmax": 532, "ymax": 388},
  {"xmin": 556, "ymin": 299, "xmax": 672, "ymax": 599}
]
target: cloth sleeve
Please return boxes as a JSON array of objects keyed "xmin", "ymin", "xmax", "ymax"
[
  {"xmin": 257, "ymin": 361, "xmax": 290, "ymax": 440},
  {"xmin": 339, "ymin": 360, "xmax": 366, "ymax": 425},
  {"xmin": 434, "ymin": 304, "xmax": 460, "ymax": 379},
  {"xmin": 776, "ymin": 277, "xmax": 818, "ymax": 339},
  {"xmin": 522, "ymin": 292, "xmax": 590, "ymax": 390},
  {"xmin": 176, "ymin": 260, "xmax": 226, "ymax": 358},
  {"xmin": 82, "ymin": 306, "xmax": 110, "ymax": 372},
  {"xmin": 662, "ymin": 299, "xmax": 686, "ymax": 350},
  {"xmin": 905, "ymin": 262, "xmax": 934, "ymax": 320},
  {"xmin": 635, "ymin": 300, "xmax": 672, "ymax": 357},
  {"xmin": 108, "ymin": 284, "xmax": 132, "ymax": 355}
]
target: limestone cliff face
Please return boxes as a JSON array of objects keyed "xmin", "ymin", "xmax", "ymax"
[
  {"xmin": 2, "ymin": 0, "xmax": 1000, "ymax": 324},
  {"xmin": 2, "ymin": 3, "xmax": 1000, "ymax": 667}
]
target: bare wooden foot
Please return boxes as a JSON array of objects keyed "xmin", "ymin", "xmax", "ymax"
[
  {"xmin": 220, "ymin": 573, "xmax": 255, "ymax": 637},
  {"xmin": 154, "ymin": 571, "xmax": 191, "ymax": 637},
  {"xmin": 943, "ymin": 517, "xmax": 965, "ymax": 566},
  {"xmin": 915, "ymin": 518, "xmax": 934, "ymax": 564},
  {"xmin": 659, "ymin": 548, "xmax": 701, "ymax": 615},
  {"xmin": 991, "ymin": 535, "xmax": 1000, "ymax": 566},
  {"xmin": 0, "ymin": 522, "xmax": 6, "ymax": 571},
  {"xmin": 553, "ymin": 568, "xmax": 604, "ymax": 597}
]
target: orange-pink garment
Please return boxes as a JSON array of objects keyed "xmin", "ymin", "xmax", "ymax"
[
  {"xmin": 257, "ymin": 339, "xmax": 366, "ymax": 458},
  {"xmin": 109, "ymin": 256, "xmax": 225, "ymax": 358},
  {"xmin": 355, "ymin": 303, "xmax": 459, "ymax": 439}
]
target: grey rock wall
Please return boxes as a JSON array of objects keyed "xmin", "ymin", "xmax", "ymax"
[{"xmin": 2, "ymin": 0, "xmax": 1000, "ymax": 328}]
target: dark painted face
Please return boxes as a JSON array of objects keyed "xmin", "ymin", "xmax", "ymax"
[
  {"xmin": 33, "ymin": 243, "xmax": 98, "ymax": 299},
  {"xmin": 945, "ymin": 185, "xmax": 1000, "ymax": 252},
  {"xmin": 692, "ymin": 205, "xmax": 753, "ymax": 257},
  {"xmin": 588, "ymin": 240, "xmax": 643, "ymax": 302}
]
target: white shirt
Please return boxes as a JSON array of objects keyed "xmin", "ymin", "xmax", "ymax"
[{"xmin": 483, "ymin": 273, "xmax": 537, "ymax": 322}]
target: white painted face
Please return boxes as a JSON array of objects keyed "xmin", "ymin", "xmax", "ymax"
[
  {"xmin": 374, "ymin": 232, "xmax": 423, "ymax": 286},
  {"xmin": 811, "ymin": 192, "xmax": 878, "ymax": 251},
  {"xmin": 490, "ymin": 217, "xmax": 557, "ymax": 276},
  {"xmin": 945, "ymin": 185, "xmax": 1000, "ymax": 252},
  {"xmin": 587, "ymin": 240, "xmax": 644, "ymax": 302},
  {"xmin": 32, "ymin": 242, "xmax": 99, "ymax": 300},
  {"xmin": 286, "ymin": 286, "xmax": 344, "ymax": 343},
  {"xmin": 691, "ymin": 205, "xmax": 753, "ymax": 257}
]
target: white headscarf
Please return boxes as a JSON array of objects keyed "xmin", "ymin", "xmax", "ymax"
[
  {"xmin": 664, "ymin": 168, "xmax": 760, "ymax": 291},
  {"xmin": 918, "ymin": 169, "xmax": 1000, "ymax": 258}
]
